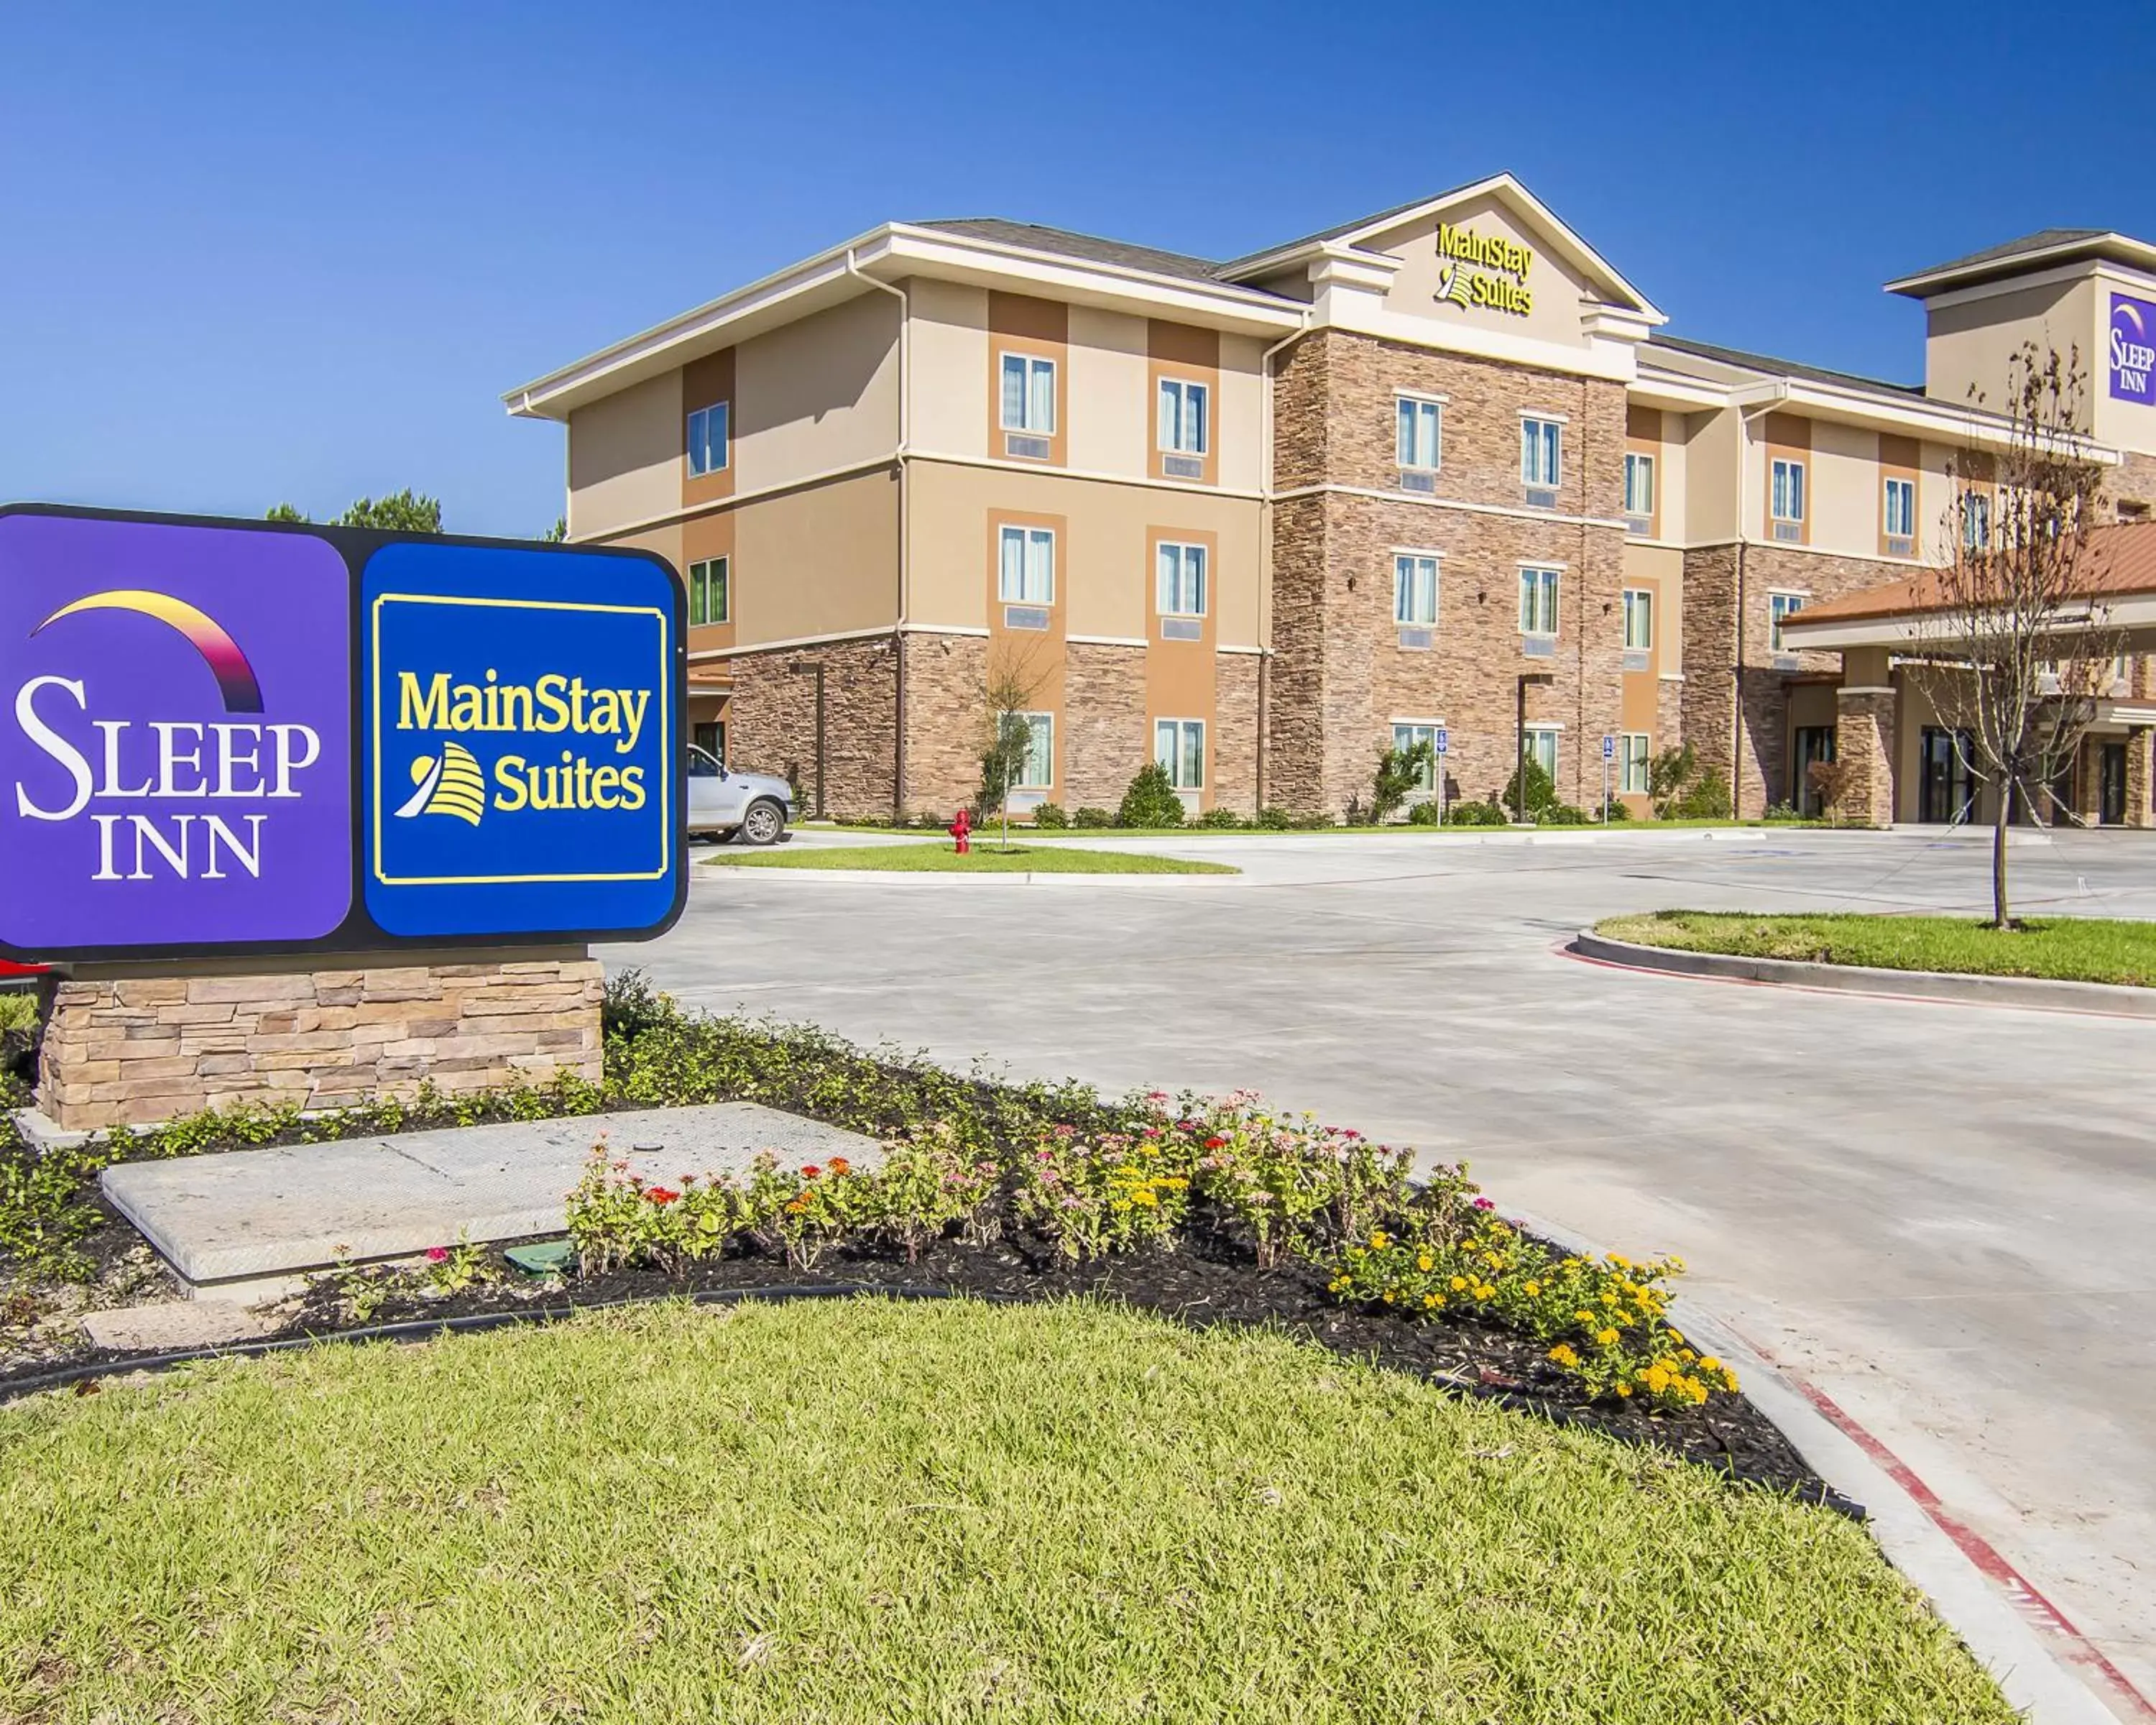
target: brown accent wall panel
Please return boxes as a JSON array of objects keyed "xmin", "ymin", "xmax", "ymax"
[{"xmin": 681, "ymin": 348, "xmax": 737, "ymax": 510}]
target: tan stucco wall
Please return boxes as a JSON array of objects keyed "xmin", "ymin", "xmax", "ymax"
[
  {"xmin": 733, "ymin": 290, "xmax": 900, "ymax": 494},
  {"xmin": 1621, "ymin": 541, "xmax": 1684, "ymax": 676},
  {"xmin": 1641, "ymin": 407, "xmax": 1685, "ymax": 542},
  {"xmin": 568, "ymin": 369, "xmax": 683, "ymax": 540},
  {"xmin": 729, "ymin": 469, "xmax": 898, "ymax": 645},
  {"xmin": 1808, "ymin": 420, "xmax": 1878, "ymax": 558},
  {"xmin": 1370, "ymin": 195, "xmax": 1598, "ymax": 351},
  {"xmin": 1217, "ymin": 334, "xmax": 1267, "ymax": 494},
  {"xmin": 1925, "ymin": 277, "xmax": 2095, "ymax": 420},
  {"xmin": 908, "ymin": 277, "xmax": 990, "ymax": 457},
  {"xmin": 1682, "ymin": 407, "xmax": 1740, "ymax": 543},
  {"xmin": 1067, "ymin": 305, "xmax": 1149, "ymax": 475},
  {"xmin": 906, "ymin": 458, "xmax": 1262, "ymax": 643}
]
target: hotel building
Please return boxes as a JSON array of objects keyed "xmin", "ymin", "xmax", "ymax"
[{"xmin": 504, "ymin": 179, "xmax": 2156, "ymax": 825}]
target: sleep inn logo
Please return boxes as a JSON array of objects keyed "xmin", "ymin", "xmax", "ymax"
[
  {"xmin": 0, "ymin": 511, "xmax": 353, "ymax": 953},
  {"xmin": 2111, "ymin": 293, "xmax": 2156, "ymax": 403}
]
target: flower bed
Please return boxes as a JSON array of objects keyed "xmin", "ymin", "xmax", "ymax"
[{"xmin": 3, "ymin": 980, "xmax": 1814, "ymax": 1499}]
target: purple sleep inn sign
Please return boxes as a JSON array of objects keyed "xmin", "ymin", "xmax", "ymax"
[
  {"xmin": 0, "ymin": 510, "xmax": 355, "ymax": 955},
  {"xmin": 2111, "ymin": 293, "xmax": 2156, "ymax": 404}
]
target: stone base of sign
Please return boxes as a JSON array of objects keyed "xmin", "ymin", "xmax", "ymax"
[{"xmin": 34, "ymin": 948, "xmax": 604, "ymax": 1132}]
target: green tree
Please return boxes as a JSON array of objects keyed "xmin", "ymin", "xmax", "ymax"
[
  {"xmin": 1501, "ymin": 754, "xmax": 1559, "ymax": 823},
  {"xmin": 1117, "ymin": 761, "xmax": 1186, "ymax": 829},
  {"xmin": 263, "ymin": 490, "xmax": 444, "ymax": 533},
  {"xmin": 264, "ymin": 502, "xmax": 308, "ymax": 524},
  {"xmin": 540, "ymin": 515, "xmax": 568, "ymax": 543},
  {"xmin": 1370, "ymin": 739, "xmax": 1436, "ymax": 824}
]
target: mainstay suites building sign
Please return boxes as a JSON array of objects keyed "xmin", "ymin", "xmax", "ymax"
[{"xmin": 0, "ymin": 505, "xmax": 686, "ymax": 962}]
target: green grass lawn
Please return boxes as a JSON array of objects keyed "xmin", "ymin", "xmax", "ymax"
[
  {"xmin": 1600, "ymin": 909, "xmax": 2156, "ymax": 986},
  {"xmin": 708, "ymin": 841, "xmax": 1237, "ymax": 874},
  {"xmin": 0, "ymin": 1300, "xmax": 2010, "ymax": 1724},
  {"xmin": 816, "ymin": 817, "xmax": 1830, "ymax": 840}
]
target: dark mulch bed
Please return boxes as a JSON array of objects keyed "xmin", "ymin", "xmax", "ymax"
[{"xmin": 181, "ymin": 1223, "xmax": 1828, "ymax": 1507}]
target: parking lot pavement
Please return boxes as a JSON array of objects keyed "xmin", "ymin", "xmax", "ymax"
[{"xmin": 617, "ymin": 827, "xmax": 2156, "ymax": 1710}]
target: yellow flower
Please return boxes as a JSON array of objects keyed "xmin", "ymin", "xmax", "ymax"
[
  {"xmin": 1422, "ymin": 1293, "xmax": 1438, "ymax": 1308},
  {"xmin": 1575, "ymin": 1309, "xmax": 1595, "ymax": 1323},
  {"xmin": 1547, "ymin": 1343, "xmax": 1578, "ymax": 1366},
  {"xmin": 1679, "ymin": 1348, "xmax": 1696, "ymax": 1363},
  {"xmin": 1416, "ymin": 1254, "xmax": 1434, "ymax": 1272},
  {"xmin": 1699, "ymin": 1356, "xmax": 1720, "ymax": 1372},
  {"xmin": 1595, "ymin": 1328, "xmax": 1619, "ymax": 1346},
  {"xmin": 1601, "ymin": 1292, "xmax": 1620, "ymax": 1307},
  {"xmin": 1616, "ymin": 1381, "xmax": 1634, "ymax": 1397},
  {"xmin": 1473, "ymin": 1284, "xmax": 1496, "ymax": 1301},
  {"xmin": 1668, "ymin": 1330, "xmax": 1685, "ymax": 1346},
  {"xmin": 1450, "ymin": 1276, "xmax": 1468, "ymax": 1292},
  {"xmin": 1369, "ymin": 1231, "xmax": 1390, "ymax": 1250},
  {"xmin": 1381, "ymin": 1290, "xmax": 1396, "ymax": 1303},
  {"xmin": 1720, "ymin": 1368, "xmax": 1741, "ymax": 1392},
  {"xmin": 1523, "ymin": 1281, "xmax": 1541, "ymax": 1297}
]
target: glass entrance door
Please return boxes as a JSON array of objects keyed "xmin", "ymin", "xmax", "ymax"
[
  {"xmin": 2100, "ymin": 742, "xmax": 2127, "ymax": 826},
  {"xmin": 1918, "ymin": 728, "xmax": 1977, "ymax": 824},
  {"xmin": 1792, "ymin": 726, "xmax": 1837, "ymax": 816}
]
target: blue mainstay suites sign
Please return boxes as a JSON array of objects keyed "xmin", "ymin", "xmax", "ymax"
[{"xmin": 363, "ymin": 542, "xmax": 683, "ymax": 940}]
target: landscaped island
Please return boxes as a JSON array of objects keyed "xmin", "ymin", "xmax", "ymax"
[
  {"xmin": 706, "ymin": 841, "xmax": 1237, "ymax": 875},
  {"xmin": 1598, "ymin": 910, "xmax": 2156, "ymax": 988},
  {"xmin": 0, "ymin": 1297, "xmax": 2014, "ymax": 1724}
]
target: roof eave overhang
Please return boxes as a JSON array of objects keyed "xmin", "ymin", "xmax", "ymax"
[
  {"xmin": 1782, "ymin": 592, "xmax": 2156, "ymax": 651},
  {"xmin": 504, "ymin": 224, "xmax": 1304, "ymax": 422},
  {"xmin": 1885, "ymin": 233, "xmax": 2156, "ymax": 300}
]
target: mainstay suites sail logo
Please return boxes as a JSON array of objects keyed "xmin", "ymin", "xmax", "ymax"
[{"xmin": 0, "ymin": 510, "xmax": 352, "ymax": 952}]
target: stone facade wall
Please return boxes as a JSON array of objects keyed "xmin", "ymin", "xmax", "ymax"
[
  {"xmin": 37, "ymin": 953, "xmax": 604, "ymax": 1131},
  {"xmin": 726, "ymin": 633, "xmax": 902, "ymax": 822},
  {"xmin": 1268, "ymin": 330, "xmax": 1628, "ymax": 816},
  {"xmin": 1682, "ymin": 543, "xmax": 1913, "ymax": 815},
  {"xmin": 1061, "ymin": 642, "xmax": 1147, "ymax": 813},
  {"xmin": 1833, "ymin": 689, "xmax": 1897, "ymax": 828},
  {"xmin": 1214, "ymin": 651, "xmax": 1262, "ymax": 815},
  {"xmin": 2099, "ymin": 450, "xmax": 2156, "ymax": 523},
  {"xmin": 898, "ymin": 631, "xmax": 988, "ymax": 819}
]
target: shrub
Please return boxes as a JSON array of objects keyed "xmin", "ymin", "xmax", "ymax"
[
  {"xmin": 1763, "ymin": 800, "xmax": 1800, "ymax": 822},
  {"xmin": 602, "ymin": 967, "xmax": 678, "ymax": 1041},
  {"xmin": 1117, "ymin": 761, "xmax": 1186, "ymax": 829},
  {"xmin": 1405, "ymin": 799, "xmax": 1444, "ymax": 826},
  {"xmin": 1369, "ymin": 740, "xmax": 1436, "ymax": 824},
  {"xmin": 1197, "ymin": 806, "xmax": 1245, "ymax": 829},
  {"xmin": 1598, "ymin": 794, "xmax": 1632, "ymax": 822},
  {"xmin": 1648, "ymin": 744, "xmax": 1734, "ymax": 821},
  {"xmin": 1031, "ymin": 801, "xmax": 1069, "ymax": 829},
  {"xmin": 859, "ymin": 1127, "xmax": 999, "ymax": 1261},
  {"xmin": 1446, "ymin": 798, "xmax": 1508, "ymax": 827},
  {"xmin": 1542, "ymin": 802, "xmax": 1591, "ymax": 826},
  {"xmin": 1807, "ymin": 759, "xmax": 1851, "ymax": 824},
  {"xmin": 1253, "ymin": 806, "xmax": 1294, "ymax": 830},
  {"xmin": 1191, "ymin": 1098, "xmax": 1422, "ymax": 1269},
  {"xmin": 1500, "ymin": 755, "xmax": 1560, "ymax": 823},
  {"xmin": 1013, "ymin": 1126, "xmax": 1192, "ymax": 1261},
  {"xmin": 0, "ymin": 993, "xmax": 37, "ymax": 1034},
  {"xmin": 1072, "ymin": 806, "xmax": 1114, "ymax": 829},
  {"xmin": 1669, "ymin": 767, "xmax": 1734, "ymax": 822},
  {"xmin": 1325, "ymin": 1218, "xmax": 1740, "ymax": 1411}
]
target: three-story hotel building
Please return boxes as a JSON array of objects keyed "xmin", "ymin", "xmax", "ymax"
[{"xmin": 505, "ymin": 178, "xmax": 2156, "ymax": 824}]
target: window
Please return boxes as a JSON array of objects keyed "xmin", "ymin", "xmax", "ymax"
[
  {"xmin": 1155, "ymin": 718, "xmax": 1205, "ymax": 791},
  {"xmin": 1394, "ymin": 553, "xmax": 1439, "ymax": 626},
  {"xmin": 1622, "ymin": 587, "xmax": 1653, "ymax": 651},
  {"xmin": 998, "ymin": 525, "xmax": 1054, "ymax": 604},
  {"xmin": 1962, "ymin": 491, "xmax": 1991, "ymax": 551},
  {"xmin": 686, "ymin": 401, "xmax": 729, "ymax": 477},
  {"xmin": 1397, "ymin": 397, "xmax": 1442, "ymax": 471},
  {"xmin": 1770, "ymin": 457, "xmax": 1806, "ymax": 525},
  {"xmin": 1391, "ymin": 722, "xmax": 1441, "ymax": 792},
  {"xmin": 688, "ymin": 556, "xmax": 729, "ymax": 626},
  {"xmin": 691, "ymin": 723, "xmax": 724, "ymax": 770},
  {"xmin": 1522, "ymin": 727, "xmax": 1559, "ymax": 781},
  {"xmin": 1620, "ymin": 732, "xmax": 1650, "ymax": 794},
  {"xmin": 1884, "ymin": 475, "xmax": 1917, "ymax": 541},
  {"xmin": 1519, "ymin": 566, "xmax": 1560, "ymax": 637},
  {"xmin": 1156, "ymin": 542, "xmax": 1207, "ymax": 617},
  {"xmin": 1769, "ymin": 592, "xmax": 1805, "ymax": 653},
  {"xmin": 1521, "ymin": 417, "xmax": 1562, "ymax": 489},
  {"xmin": 1623, "ymin": 451, "xmax": 1656, "ymax": 524},
  {"xmin": 1000, "ymin": 352, "xmax": 1056, "ymax": 434},
  {"xmin": 1017, "ymin": 712, "xmax": 1054, "ymax": 790},
  {"xmin": 1158, "ymin": 379, "xmax": 1208, "ymax": 454}
]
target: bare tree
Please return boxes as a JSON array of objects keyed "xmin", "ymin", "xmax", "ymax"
[
  {"xmin": 1909, "ymin": 344, "xmax": 2120, "ymax": 926},
  {"xmin": 977, "ymin": 639, "xmax": 1051, "ymax": 849}
]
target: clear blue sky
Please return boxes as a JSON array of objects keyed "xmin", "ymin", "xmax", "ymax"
[{"xmin": 6, "ymin": 1, "xmax": 2150, "ymax": 538}]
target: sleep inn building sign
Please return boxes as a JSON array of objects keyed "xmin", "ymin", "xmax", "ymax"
[{"xmin": 508, "ymin": 183, "xmax": 2156, "ymax": 826}]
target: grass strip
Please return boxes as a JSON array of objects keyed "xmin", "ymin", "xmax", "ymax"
[
  {"xmin": 706, "ymin": 841, "xmax": 1236, "ymax": 874},
  {"xmin": 1598, "ymin": 909, "xmax": 2156, "ymax": 987},
  {"xmin": 0, "ymin": 1297, "xmax": 2012, "ymax": 1724}
]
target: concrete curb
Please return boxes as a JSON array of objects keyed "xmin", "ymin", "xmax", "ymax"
[
  {"xmin": 699, "ymin": 865, "xmax": 1246, "ymax": 886},
  {"xmin": 1503, "ymin": 1205, "xmax": 2125, "ymax": 1725},
  {"xmin": 1571, "ymin": 928, "xmax": 2156, "ymax": 1019}
]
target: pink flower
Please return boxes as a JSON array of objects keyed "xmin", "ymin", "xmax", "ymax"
[
  {"xmin": 1473, "ymin": 1197, "xmax": 1496, "ymax": 1211},
  {"xmin": 425, "ymin": 1246, "xmax": 449, "ymax": 1264}
]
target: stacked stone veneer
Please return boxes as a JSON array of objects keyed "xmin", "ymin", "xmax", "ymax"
[
  {"xmin": 36, "ymin": 952, "xmax": 604, "ymax": 1131},
  {"xmin": 1270, "ymin": 329, "xmax": 1628, "ymax": 816}
]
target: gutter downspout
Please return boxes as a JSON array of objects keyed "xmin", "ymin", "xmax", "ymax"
[
  {"xmin": 849, "ymin": 249, "xmax": 910, "ymax": 818},
  {"xmin": 1257, "ymin": 310, "xmax": 1314, "ymax": 813},
  {"xmin": 1733, "ymin": 395, "xmax": 1784, "ymax": 813}
]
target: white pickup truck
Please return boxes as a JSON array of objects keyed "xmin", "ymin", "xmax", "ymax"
[{"xmin": 684, "ymin": 745, "xmax": 792, "ymax": 845}]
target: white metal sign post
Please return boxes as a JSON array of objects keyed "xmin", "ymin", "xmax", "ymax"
[
  {"xmin": 1434, "ymin": 726, "xmax": 1449, "ymax": 825},
  {"xmin": 1600, "ymin": 733, "xmax": 1616, "ymax": 823}
]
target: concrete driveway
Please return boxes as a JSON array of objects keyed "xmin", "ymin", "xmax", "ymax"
[{"xmin": 610, "ymin": 826, "xmax": 2156, "ymax": 1714}]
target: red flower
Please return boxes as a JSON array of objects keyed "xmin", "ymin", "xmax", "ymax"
[
  {"xmin": 801, "ymin": 1164, "xmax": 821, "ymax": 1180},
  {"xmin": 646, "ymin": 1186, "xmax": 681, "ymax": 1206},
  {"xmin": 1204, "ymin": 1136, "xmax": 1227, "ymax": 1150},
  {"xmin": 425, "ymin": 1246, "xmax": 449, "ymax": 1264}
]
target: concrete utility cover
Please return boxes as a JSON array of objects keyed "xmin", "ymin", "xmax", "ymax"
[{"xmin": 101, "ymin": 1103, "xmax": 882, "ymax": 1294}]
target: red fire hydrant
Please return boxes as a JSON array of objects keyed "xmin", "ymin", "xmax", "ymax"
[{"xmin": 949, "ymin": 808, "xmax": 972, "ymax": 855}]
